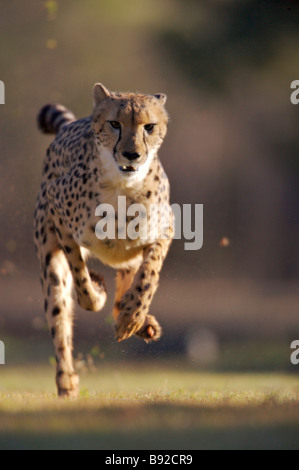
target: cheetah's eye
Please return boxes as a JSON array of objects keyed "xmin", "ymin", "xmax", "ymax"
[
  {"xmin": 109, "ymin": 121, "xmax": 121, "ymax": 129},
  {"xmin": 144, "ymin": 123, "xmax": 155, "ymax": 133}
]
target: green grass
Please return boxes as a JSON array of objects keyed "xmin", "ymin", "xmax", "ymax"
[{"xmin": 1, "ymin": 364, "xmax": 299, "ymax": 449}]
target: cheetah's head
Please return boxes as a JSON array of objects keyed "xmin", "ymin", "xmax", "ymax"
[{"xmin": 92, "ymin": 83, "xmax": 168, "ymax": 183}]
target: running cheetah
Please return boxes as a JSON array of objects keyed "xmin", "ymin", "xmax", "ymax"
[{"xmin": 34, "ymin": 83, "xmax": 173, "ymax": 397}]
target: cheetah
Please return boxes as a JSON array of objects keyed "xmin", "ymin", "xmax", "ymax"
[{"xmin": 34, "ymin": 83, "xmax": 173, "ymax": 397}]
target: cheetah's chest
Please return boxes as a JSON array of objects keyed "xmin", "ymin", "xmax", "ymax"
[{"xmin": 74, "ymin": 189, "xmax": 152, "ymax": 269}]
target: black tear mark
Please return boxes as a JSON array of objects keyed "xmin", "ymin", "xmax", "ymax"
[{"xmin": 113, "ymin": 124, "xmax": 122, "ymax": 159}]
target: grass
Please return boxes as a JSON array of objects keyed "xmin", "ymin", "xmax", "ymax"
[{"xmin": 0, "ymin": 363, "xmax": 299, "ymax": 449}]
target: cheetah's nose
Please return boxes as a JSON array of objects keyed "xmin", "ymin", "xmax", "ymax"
[{"xmin": 122, "ymin": 151, "xmax": 141, "ymax": 161}]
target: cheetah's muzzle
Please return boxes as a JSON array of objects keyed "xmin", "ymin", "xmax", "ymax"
[{"xmin": 119, "ymin": 165, "xmax": 137, "ymax": 173}]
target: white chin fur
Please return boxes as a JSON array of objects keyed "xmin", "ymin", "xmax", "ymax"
[{"xmin": 99, "ymin": 147, "xmax": 156, "ymax": 187}]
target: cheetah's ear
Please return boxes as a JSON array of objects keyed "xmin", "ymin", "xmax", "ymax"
[
  {"xmin": 93, "ymin": 83, "xmax": 111, "ymax": 107},
  {"xmin": 154, "ymin": 93, "xmax": 167, "ymax": 105}
]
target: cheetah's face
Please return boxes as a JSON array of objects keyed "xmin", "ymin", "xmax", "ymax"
[{"xmin": 92, "ymin": 84, "xmax": 168, "ymax": 180}]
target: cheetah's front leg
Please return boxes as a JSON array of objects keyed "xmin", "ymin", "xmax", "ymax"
[
  {"xmin": 114, "ymin": 239, "xmax": 172, "ymax": 342},
  {"xmin": 34, "ymin": 207, "xmax": 79, "ymax": 398}
]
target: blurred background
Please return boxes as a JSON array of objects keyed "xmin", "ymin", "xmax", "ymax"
[{"xmin": 0, "ymin": 0, "xmax": 298, "ymax": 371}]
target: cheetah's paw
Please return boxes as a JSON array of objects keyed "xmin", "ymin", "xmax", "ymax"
[
  {"xmin": 114, "ymin": 309, "xmax": 145, "ymax": 342},
  {"xmin": 135, "ymin": 315, "xmax": 162, "ymax": 343},
  {"xmin": 77, "ymin": 270, "xmax": 107, "ymax": 312},
  {"xmin": 115, "ymin": 312, "xmax": 162, "ymax": 343},
  {"xmin": 56, "ymin": 372, "xmax": 79, "ymax": 399}
]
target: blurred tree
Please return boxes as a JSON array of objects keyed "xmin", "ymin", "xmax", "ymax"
[{"xmin": 159, "ymin": 0, "xmax": 299, "ymax": 92}]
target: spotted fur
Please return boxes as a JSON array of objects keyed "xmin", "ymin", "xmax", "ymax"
[{"xmin": 34, "ymin": 83, "xmax": 173, "ymax": 398}]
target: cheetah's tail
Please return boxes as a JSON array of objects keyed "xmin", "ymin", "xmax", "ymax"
[{"xmin": 37, "ymin": 104, "xmax": 76, "ymax": 134}]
